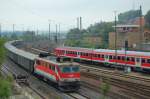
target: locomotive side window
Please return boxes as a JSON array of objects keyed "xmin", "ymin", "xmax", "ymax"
[
  {"xmin": 49, "ymin": 64, "xmax": 52, "ymax": 69},
  {"xmin": 36, "ymin": 60, "xmax": 40, "ymax": 65},
  {"xmin": 52, "ymin": 66, "xmax": 55, "ymax": 71},
  {"xmin": 46, "ymin": 62, "xmax": 49, "ymax": 68}
]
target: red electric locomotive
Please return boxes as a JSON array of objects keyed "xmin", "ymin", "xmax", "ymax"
[{"xmin": 34, "ymin": 56, "xmax": 80, "ymax": 91}]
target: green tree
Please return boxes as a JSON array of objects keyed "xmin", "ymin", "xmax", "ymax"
[
  {"xmin": 0, "ymin": 77, "xmax": 12, "ymax": 99},
  {"xmin": 0, "ymin": 38, "xmax": 12, "ymax": 98},
  {"xmin": 0, "ymin": 38, "xmax": 6, "ymax": 65},
  {"xmin": 118, "ymin": 10, "xmax": 140, "ymax": 24}
]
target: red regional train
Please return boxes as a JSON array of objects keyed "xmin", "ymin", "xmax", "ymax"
[
  {"xmin": 54, "ymin": 47, "xmax": 150, "ymax": 71},
  {"xmin": 34, "ymin": 57, "xmax": 80, "ymax": 91}
]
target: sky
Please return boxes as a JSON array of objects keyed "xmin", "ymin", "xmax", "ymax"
[{"xmin": 0, "ymin": 0, "xmax": 150, "ymax": 31}]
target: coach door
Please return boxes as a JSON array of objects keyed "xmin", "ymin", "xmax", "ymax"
[
  {"xmin": 135, "ymin": 58, "xmax": 141, "ymax": 67},
  {"xmin": 105, "ymin": 55, "xmax": 109, "ymax": 62}
]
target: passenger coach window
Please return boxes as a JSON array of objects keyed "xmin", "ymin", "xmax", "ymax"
[
  {"xmin": 127, "ymin": 57, "xmax": 130, "ymax": 61},
  {"xmin": 117, "ymin": 56, "xmax": 121, "ymax": 60},
  {"xmin": 109, "ymin": 55, "xmax": 112, "ymax": 59},
  {"xmin": 131, "ymin": 57, "xmax": 135, "ymax": 61},
  {"xmin": 122, "ymin": 56, "xmax": 125, "ymax": 60},
  {"xmin": 142, "ymin": 58, "xmax": 146, "ymax": 63},
  {"xmin": 147, "ymin": 59, "xmax": 150, "ymax": 63}
]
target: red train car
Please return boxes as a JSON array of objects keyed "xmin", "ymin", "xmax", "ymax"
[
  {"xmin": 54, "ymin": 47, "xmax": 150, "ymax": 70},
  {"xmin": 34, "ymin": 57, "xmax": 80, "ymax": 91}
]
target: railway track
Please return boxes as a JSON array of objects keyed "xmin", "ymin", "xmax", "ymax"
[
  {"xmin": 80, "ymin": 64, "xmax": 150, "ymax": 85},
  {"xmin": 81, "ymin": 68, "xmax": 150, "ymax": 99}
]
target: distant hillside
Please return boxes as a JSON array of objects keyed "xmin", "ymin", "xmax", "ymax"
[{"xmin": 118, "ymin": 10, "xmax": 141, "ymax": 24}]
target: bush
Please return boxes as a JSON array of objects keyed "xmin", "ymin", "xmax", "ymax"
[
  {"xmin": 0, "ymin": 38, "xmax": 6, "ymax": 65},
  {"xmin": 100, "ymin": 82, "xmax": 111, "ymax": 99},
  {"xmin": 0, "ymin": 77, "xmax": 12, "ymax": 99}
]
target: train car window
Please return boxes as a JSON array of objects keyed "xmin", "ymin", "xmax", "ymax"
[
  {"xmin": 136, "ymin": 58, "xmax": 140, "ymax": 62},
  {"xmin": 127, "ymin": 57, "xmax": 130, "ymax": 61},
  {"xmin": 142, "ymin": 58, "xmax": 146, "ymax": 63},
  {"xmin": 105, "ymin": 55, "xmax": 108, "ymax": 58},
  {"xmin": 131, "ymin": 57, "xmax": 135, "ymax": 61},
  {"xmin": 147, "ymin": 59, "xmax": 150, "ymax": 63},
  {"xmin": 74, "ymin": 52, "xmax": 76, "ymax": 55},
  {"xmin": 117, "ymin": 56, "xmax": 121, "ymax": 60},
  {"xmin": 122, "ymin": 56, "xmax": 125, "ymax": 60},
  {"xmin": 86, "ymin": 53, "xmax": 88, "ymax": 56},
  {"xmin": 109, "ymin": 55, "xmax": 112, "ymax": 59},
  {"xmin": 98, "ymin": 54, "xmax": 101, "ymax": 58},
  {"xmin": 114, "ymin": 56, "xmax": 116, "ymax": 59},
  {"xmin": 102, "ymin": 55, "xmax": 104, "ymax": 58}
]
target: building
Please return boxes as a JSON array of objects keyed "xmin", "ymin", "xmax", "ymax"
[
  {"xmin": 109, "ymin": 24, "xmax": 150, "ymax": 50},
  {"xmin": 109, "ymin": 24, "xmax": 143, "ymax": 50}
]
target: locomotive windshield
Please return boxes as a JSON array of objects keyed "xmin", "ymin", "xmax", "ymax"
[{"xmin": 61, "ymin": 66, "xmax": 79, "ymax": 73}]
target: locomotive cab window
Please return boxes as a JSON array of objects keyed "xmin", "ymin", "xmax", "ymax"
[{"xmin": 61, "ymin": 66, "xmax": 79, "ymax": 73}]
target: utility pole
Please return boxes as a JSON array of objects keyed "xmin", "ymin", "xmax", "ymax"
[
  {"xmin": 55, "ymin": 24, "xmax": 58, "ymax": 43},
  {"xmin": 80, "ymin": 17, "xmax": 82, "ymax": 30},
  {"xmin": 36, "ymin": 29, "xmax": 39, "ymax": 40},
  {"xmin": 77, "ymin": 17, "xmax": 79, "ymax": 29},
  {"xmin": 48, "ymin": 20, "xmax": 51, "ymax": 41},
  {"xmin": 13, "ymin": 24, "xmax": 15, "ymax": 34},
  {"xmin": 139, "ymin": 5, "xmax": 143, "ymax": 50},
  {"xmin": 114, "ymin": 11, "xmax": 117, "ymax": 65}
]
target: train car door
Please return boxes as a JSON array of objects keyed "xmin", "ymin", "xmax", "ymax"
[
  {"xmin": 105, "ymin": 55, "xmax": 109, "ymax": 62},
  {"xmin": 135, "ymin": 58, "xmax": 141, "ymax": 67}
]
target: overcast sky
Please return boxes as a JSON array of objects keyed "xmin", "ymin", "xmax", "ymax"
[{"xmin": 0, "ymin": 0, "xmax": 150, "ymax": 31}]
